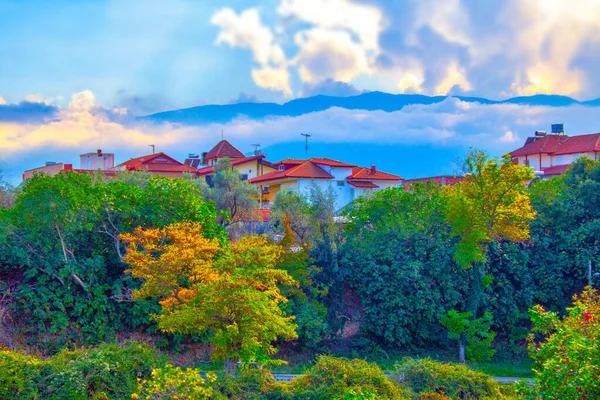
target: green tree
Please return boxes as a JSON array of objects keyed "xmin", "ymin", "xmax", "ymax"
[
  {"xmin": 199, "ymin": 157, "xmax": 259, "ymax": 227},
  {"xmin": 121, "ymin": 222, "xmax": 298, "ymax": 374},
  {"xmin": 444, "ymin": 150, "xmax": 535, "ymax": 362},
  {"xmin": 341, "ymin": 183, "xmax": 469, "ymax": 347}
]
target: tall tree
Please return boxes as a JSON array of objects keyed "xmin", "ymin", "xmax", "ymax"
[
  {"xmin": 121, "ymin": 222, "xmax": 298, "ymax": 374},
  {"xmin": 444, "ymin": 150, "xmax": 535, "ymax": 362},
  {"xmin": 198, "ymin": 158, "xmax": 259, "ymax": 227}
]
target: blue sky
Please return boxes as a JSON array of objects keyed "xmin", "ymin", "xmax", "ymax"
[{"xmin": 2, "ymin": 0, "xmax": 600, "ymax": 183}]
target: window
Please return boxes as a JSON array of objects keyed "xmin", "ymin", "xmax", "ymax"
[
  {"xmin": 240, "ymin": 174, "xmax": 249, "ymax": 181},
  {"xmin": 278, "ymin": 165, "xmax": 284, "ymax": 171},
  {"xmin": 87, "ymin": 158, "xmax": 91, "ymax": 169},
  {"xmin": 337, "ymin": 181, "xmax": 345, "ymax": 187}
]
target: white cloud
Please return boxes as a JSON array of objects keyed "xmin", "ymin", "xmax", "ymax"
[
  {"xmin": 293, "ymin": 28, "xmax": 371, "ymax": 83},
  {"xmin": 435, "ymin": 62, "xmax": 472, "ymax": 95},
  {"xmin": 211, "ymin": 8, "xmax": 291, "ymax": 95},
  {"xmin": 251, "ymin": 65, "xmax": 292, "ymax": 96},
  {"xmin": 499, "ymin": 130, "xmax": 519, "ymax": 143},
  {"xmin": 0, "ymin": 97, "xmax": 7, "ymax": 105},
  {"xmin": 277, "ymin": 0, "xmax": 382, "ymax": 52}
]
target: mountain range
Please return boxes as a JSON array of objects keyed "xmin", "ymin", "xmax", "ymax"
[{"xmin": 142, "ymin": 92, "xmax": 600, "ymax": 125}]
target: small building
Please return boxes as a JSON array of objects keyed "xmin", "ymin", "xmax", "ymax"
[
  {"xmin": 509, "ymin": 126, "xmax": 600, "ymax": 178},
  {"xmin": 115, "ymin": 152, "xmax": 197, "ymax": 178},
  {"xmin": 248, "ymin": 158, "xmax": 402, "ymax": 211},
  {"xmin": 196, "ymin": 140, "xmax": 277, "ymax": 186},
  {"xmin": 80, "ymin": 149, "xmax": 114, "ymax": 170}
]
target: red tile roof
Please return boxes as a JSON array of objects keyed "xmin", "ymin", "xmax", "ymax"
[
  {"xmin": 117, "ymin": 152, "xmax": 196, "ymax": 173},
  {"xmin": 205, "ymin": 140, "xmax": 245, "ymax": 160},
  {"xmin": 349, "ymin": 167, "xmax": 402, "ymax": 181},
  {"xmin": 249, "ymin": 161, "xmax": 334, "ymax": 183},
  {"xmin": 553, "ymin": 133, "xmax": 600, "ymax": 155},
  {"xmin": 275, "ymin": 158, "xmax": 356, "ymax": 168},
  {"xmin": 541, "ymin": 164, "xmax": 571, "ymax": 176},
  {"xmin": 348, "ymin": 181, "xmax": 379, "ymax": 188},
  {"xmin": 196, "ymin": 154, "xmax": 266, "ymax": 176},
  {"xmin": 509, "ymin": 133, "xmax": 600, "ymax": 158}
]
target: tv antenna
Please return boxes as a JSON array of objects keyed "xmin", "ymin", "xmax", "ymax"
[
  {"xmin": 251, "ymin": 143, "xmax": 261, "ymax": 154},
  {"xmin": 149, "ymin": 144, "xmax": 155, "ymax": 154},
  {"xmin": 301, "ymin": 133, "xmax": 311, "ymax": 158}
]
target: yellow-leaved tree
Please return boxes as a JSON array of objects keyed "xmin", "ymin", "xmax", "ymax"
[
  {"xmin": 120, "ymin": 222, "xmax": 298, "ymax": 374},
  {"xmin": 442, "ymin": 150, "xmax": 536, "ymax": 362}
]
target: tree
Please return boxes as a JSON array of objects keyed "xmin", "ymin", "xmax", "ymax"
[
  {"xmin": 521, "ymin": 287, "xmax": 600, "ymax": 399},
  {"xmin": 270, "ymin": 191, "xmax": 311, "ymax": 246},
  {"xmin": 444, "ymin": 150, "xmax": 535, "ymax": 362},
  {"xmin": 341, "ymin": 183, "xmax": 469, "ymax": 347},
  {"xmin": 120, "ymin": 222, "xmax": 298, "ymax": 374},
  {"xmin": 0, "ymin": 170, "xmax": 16, "ymax": 208},
  {"xmin": 198, "ymin": 158, "xmax": 259, "ymax": 227}
]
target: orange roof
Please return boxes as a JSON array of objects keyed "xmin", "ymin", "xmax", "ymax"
[
  {"xmin": 349, "ymin": 166, "xmax": 402, "ymax": 181},
  {"xmin": 205, "ymin": 140, "xmax": 245, "ymax": 160},
  {"xmin": 348, "ymin": 181, "xmax": 379, "ymax": 188},
  {"xmin": 197, "ymin": 154, "xmax": 266, "ymax": 176},
  {"xmin": 553, "ymin": 133, "xmax": 600, "ymax": 155},
  {"xmin": 249, "ymin": 160, "xmax": 334, "ymax": 183}
]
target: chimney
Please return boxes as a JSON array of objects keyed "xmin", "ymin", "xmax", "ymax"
[
  {"xmin": 97, "ymin": 149, "xmax": 102, "ymax": 156},
  {"xmin": 370, "ymin": 165, "xmax": 376, "ymax": 175},
  {"xmin": 64, "ymin": 164, "xmax": 73, "ymax": 172}
]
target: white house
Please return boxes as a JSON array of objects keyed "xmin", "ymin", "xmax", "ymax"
[{"xmin": 248, "ymin": 158, "xmax": 402, "ymax": 211}]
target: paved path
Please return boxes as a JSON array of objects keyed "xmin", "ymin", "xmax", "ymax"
[{"xmin": 271, "ymin": 373, "xmax": 528, "ymax": 384}]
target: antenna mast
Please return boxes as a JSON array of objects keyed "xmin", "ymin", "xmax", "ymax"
[
  {"xmin": 149, "ymin": 144, "xmax": 155, "ymax": 154},
  {"xmin": 251, "ymin": 143, "xmax": 261, "ymax": 155},
  {"xmin": 301, "ymin": 133, "xmax": 311, "ymax": 158}
]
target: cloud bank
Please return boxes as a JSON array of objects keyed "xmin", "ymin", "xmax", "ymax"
[{"xmin": 2, "ymin": 89, "xmax": 600, "ymax": 184}]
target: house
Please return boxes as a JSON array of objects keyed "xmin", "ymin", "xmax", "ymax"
[
  {"xmin": 509, "ymin": 127, "xmax": 600, "ymax": 178},
  {"xmin": 115, "ymin": 152, "xmax": 197, "ymax": 178},
  {"xmin": 248, "ymin": 158, "xmax": 402, "ymax": 211},
  {"xmin": 196, "ymin": 140, "xmax": 276, "ymax": 186},
  {"xmin": 22, "ymin": 149, "xmax": 116, "ymax": 180}
]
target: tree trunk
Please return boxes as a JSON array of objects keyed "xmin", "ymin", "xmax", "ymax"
[{"xmin": 459, "ymin": 334, "xmax": 466, "ymax": 363}]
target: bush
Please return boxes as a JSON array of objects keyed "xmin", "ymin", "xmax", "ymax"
[
  {"xmin": 0, "ymin": 350, "xmax": 44, "ymax": 399},
  {"xmin": 521, "ymin": 287, "xmax": 600, "ymax": 399},
  {"xmin": 42, "ymin": 342, "xmax": 165, "ymax": 399},
  {"xmin": 132, "ymin": 365, "xmax": 215, "ymax": 400},
  {"xmin": 392, "ymin": 358, "xmax": 508, "ymax": 399},
  {"xmin": 0, "ymin": 342, "xmax": 166, "ymax": 400},
  {"xmin": 212, "ymin": 368, "xmax": 290, "ymax": 400},
  {"xmin": 289, "ymin": 355, "xmax": 411, "ymax": 400}
]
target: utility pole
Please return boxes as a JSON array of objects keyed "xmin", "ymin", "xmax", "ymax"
[
  {"xmin": 149, "ymin": 144, "xmax": 155, "ymax": 154},
  {"xmin": 301, "ymin": 133, "xmax": 311, "ymax": 158}
]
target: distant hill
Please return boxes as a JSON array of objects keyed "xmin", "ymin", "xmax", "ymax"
[{"xmin": 141, "ymin": 92, "xmax": 599, "ymax": 125}]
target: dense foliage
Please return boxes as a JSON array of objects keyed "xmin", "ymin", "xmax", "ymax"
[{"xmin": 519, "ymin": 287, "xmax": 600, "ymax": 399}]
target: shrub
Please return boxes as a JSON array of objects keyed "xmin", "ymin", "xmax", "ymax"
[
  {"xmin": 0, "ymin": 350, "xmax": 44, "ymax": 399},
  {"xmin": 132, "ymin": 365, "xmax": 215, "ymax": 400},
  {"xmin": 212, "ymin": 368, "xmax": 290, "ymax": 400},
  {"xmin": 289, "ymin": 355, "xmax": 411, "ymax": 400},
  {"xmin": 41, "ymin": 342, "xmax": 165, "ymax": 399},
  {"xmin": 392, "ymin": 358, "xmax": 506, "ymax": 399},
  {"xmin": 521, "ymin": 287, "xmax": 600, "ymax": 399}
]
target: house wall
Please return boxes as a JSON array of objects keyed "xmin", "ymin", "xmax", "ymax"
[
  {"xmin": 80, "ymin": 153, "xmax": 114, "ymax": 170},
  {"xmin": 234, "ymin": 160, "xmax": 276, "ymax": 180},
  {"xmin": 553, "ymin": 152, "xmax": 596, "ymax": 165},
  {"xmin": 541, "ymin": 154, "xmax": 552, "ymax": 168},
  {"xmin": 22, "ymin": 163, "xmax": 65, "ymax": 180}
]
